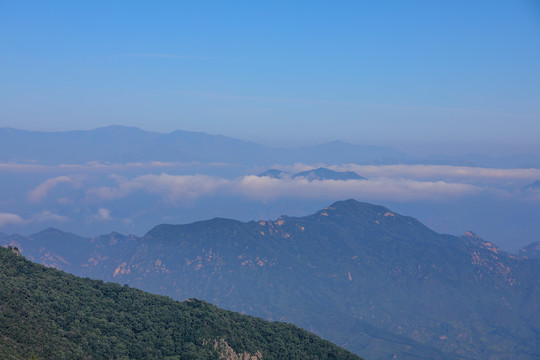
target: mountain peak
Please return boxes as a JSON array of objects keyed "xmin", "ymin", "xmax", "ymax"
[
  {"xmin": 93, "ymin": 124, "xmax": 146, "ymax": 132},
  {"xmin": 144, "ymin": 217, "xmax": 244, "ymax": 239},
  {"xmin": 463, "ymin": 230, "xmax": 481, "ymax": 240},
  {"xmin": 327, "ymin": 199, "xmax": 391, "ymax": 213},
  {"xmin": 33, "ymin": 227, "xmax": 65, "ymax": 236},
  {"xmin": 5, "ymin": 200, "xmax": 538, "ymax": 359},
  {"xmin": 257, "ymin": 168, "xmax": 287, "ymax": 178},
  {"xmin": 292, "ymin": 167, "xmax": 366, "ymax": 181}
]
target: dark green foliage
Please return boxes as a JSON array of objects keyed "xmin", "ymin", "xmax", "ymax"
[{"xmin": 0, "ymin": 246, "xmax": 361, "ymax": 360}]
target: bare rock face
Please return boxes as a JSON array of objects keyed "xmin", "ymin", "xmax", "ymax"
[{"xmin": 214, "ymin": 338, "xmax": 263, "ymax": 360}]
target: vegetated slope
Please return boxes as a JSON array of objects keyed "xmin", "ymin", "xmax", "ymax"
[
  {"xmin": 0, "ymin": 246, "xmax": 361, "ymax": 360},
  {"xmin": 3, "ymin": 200, "xmax": 540, "ymax": 360}
]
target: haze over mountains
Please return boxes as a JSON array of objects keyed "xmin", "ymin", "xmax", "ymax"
[
  {"xmin": 1, "ymin": 126, "xmax": 540, "ymax": 250},
  {"xmin": 2, "ymin": 126, "xmax": 540, "ymax": 167},
  {"xmin": 3, "ymin": 200, "xmax": 539, "ymax": 360},
  {"xmin": 0, "ymin": 126, "xmax": 540, "ymax": 251},
  {"xmin": 3, "ymin": 2, "xmax": 539, "ymax": 359}
]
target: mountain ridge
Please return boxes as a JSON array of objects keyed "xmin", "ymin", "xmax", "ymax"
[
  {"xmin": 2, "ymin": 126, "xmax": 539, "ymax": 167},
  {"xmin": 2, "ymin": 199, "xmax": 539, "ymax": 359}
]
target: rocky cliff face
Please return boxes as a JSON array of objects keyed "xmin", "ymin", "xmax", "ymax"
[
  {"xmin": 213, "ymin": 338, "xmax": 263, "ymax": 360},
  {"xmin": 2, "ymin": 200, "xmax": 539, "ymax": 360}
]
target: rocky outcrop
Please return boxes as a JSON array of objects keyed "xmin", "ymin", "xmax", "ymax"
[{"xmin": 214, "ymin": 338, "xmax": 263, "ymax": 360}]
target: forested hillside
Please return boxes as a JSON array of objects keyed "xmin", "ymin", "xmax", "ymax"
[
  {"xmin": 0, "ymin": 246, "xmax": 361, "ymax": 360},
  {"xmin": 3, "ymin": 200, "xmax": 539, "ymax": 359}
]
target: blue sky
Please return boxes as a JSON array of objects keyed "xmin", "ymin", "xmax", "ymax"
[{"xmin": 1, "ymin": 1, "xmax": 539, "ymax": 154}]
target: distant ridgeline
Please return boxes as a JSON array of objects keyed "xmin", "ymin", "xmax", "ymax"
[
  {"xmin": 2, "ymin": 200, "xmax": 540, "ymax": 360},
  {"xmin": 2, "ymin": 126, "xmax": 539, "ymax": 167},
  {"xmin": 0, "ymin": 246, "xmax": 361, "ymax": 360}
]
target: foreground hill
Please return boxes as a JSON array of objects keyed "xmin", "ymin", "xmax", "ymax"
[
  {"xmin": 3, "ymin": 200, "xmax": 540, "ymax": 359},
  {"xmin": 0, "ymin": 246, "xmax": 361, "ymax": 360}
]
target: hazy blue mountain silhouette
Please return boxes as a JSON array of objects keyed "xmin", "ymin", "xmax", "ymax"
[
  {"xmin": 257, "ymin": 167, "xmax": 366, "ymax": 180},
  {"xmin": 3, "ymin": 200, "xmax": 539, "ymax": 359},
  {"xmin": 257, "ymin": 169, "xmax": 288, "ymax": 178},
  {"xmin": 292, "ymin": 167, "xmax": 366, "ymax": 180},
  {"xmin": 3, "ymin": 126, "xmax": 537, "ymax": 167}
]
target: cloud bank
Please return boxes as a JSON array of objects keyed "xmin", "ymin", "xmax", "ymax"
[
  {"xmin": 0, "ymin": 211, "xmax": 67, "ymax": 227},
  {"xmin": 0, "ymin": 213, "xmax": 25, "ymax": 226},
  {"xmin": 94, "ymin": 208, "xmax": 112, "ymax": 221},
  {"xmin": 85, "ymin": 172, "xmax": 483, "ymax": 204},
  {"xmin": 27, "ymin": 176, "xmax": 74, "ymax": 203},
  {"xmin": 329, "ymin": 164, "xmax": 540, "ymax": 182},
  {"xmin": 87, "ymin": 174, "xmax": 229, "ymax": 203},
  {"xmin": 236, "ymin": 176, "xmax": 481, "ymax": 202}
]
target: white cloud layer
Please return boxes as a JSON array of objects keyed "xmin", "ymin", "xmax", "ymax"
[
  {"xmin": 87, "ymin": 173, "xmax": 229, "ymax": 203},
  {"xmin": 329, "ymin": 164, "xmax": 540, "ymax": 182},
  {"xmin": 94, "ymin": 208, "xmax": 112, "ymax": 221},
  {"xmin": 0, "ymin": 161, "xmax": 234, "ymax": 173},
  {"xmin": 86, "ymin": 172, "xmax": 484, "ymax": 205},
  {"xmin": 236, "ymin": 176, "xmax": 481, "ymax": 202},
  {"xmin": 0, "ymin": 213, "xmax": 25, "ymax": 226},
  {"xmin": 0, "ymin": 211, "xmax": 67, "ymax": 227},
  {"xmin": 27, "ymin": 176, "xmax": 73, "ymax": 203},
  {"xmin": 33, "ymin": 210, "xmax": 68, "ymax": 223}
]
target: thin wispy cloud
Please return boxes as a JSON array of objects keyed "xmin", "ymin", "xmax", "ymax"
[
  {"xmin": 122, "ymin": 53, "xmax": 218, "ymax": 61},
  {"xmin": 0, "ymin": 163, "xmax": 54, "ymax": 173},
  {"xmin": 86, "ymin": 173, "xmax": 229, "ymax": 203},
  {"xmin": 85, "ymin": 172, "xmax": 485, "ymax": 205},
  {"xmin": 27, "ymin": 176, "xmax": 74, "ymax": 203},
  {"xmin": 177, "ymin": 91, "xmax": 535, "ymax": 120},
  {"xmin": 0, "ymin": 161, "xmax": 233, "ymax": 173},
  {"xmin": 0, "ymin": 213, "xmax": 25, "ymax": 226},
  {"xmin": 94, "ymin": 208, "xmax": 112, "ymax": 221},
  {"xmin": 326, "ymin": 164, "xmax": 540, "ymax": 182},
  {"xmin": 33, "ymin": 210, "xmax": 68, "ymax": 223},
  {"xmin": 236, "ymin": 176, "xmax": 482, "ymax": 202},
  {"xmin": 0, "ymin": 211, "xmax": 67, "ymax": 227}
]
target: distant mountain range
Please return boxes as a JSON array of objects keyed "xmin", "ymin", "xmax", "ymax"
[
  {"xmin": 2, "ymin": 200, "xmax": 539, "ymax": 359},
  {"xmin": 258, "ymin": 167, "xmax": 366, "ymax": 180},
  {"xmin": 0, "ymin": 246, "xmax": 360, "ymax": 360},
  {"xmin": 2, "ymin": 126, "xmax": 540, "ymax": 168},
  {"xmin": 0, "ymin": 126, "xmax": 408, "ymax": 166}
]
